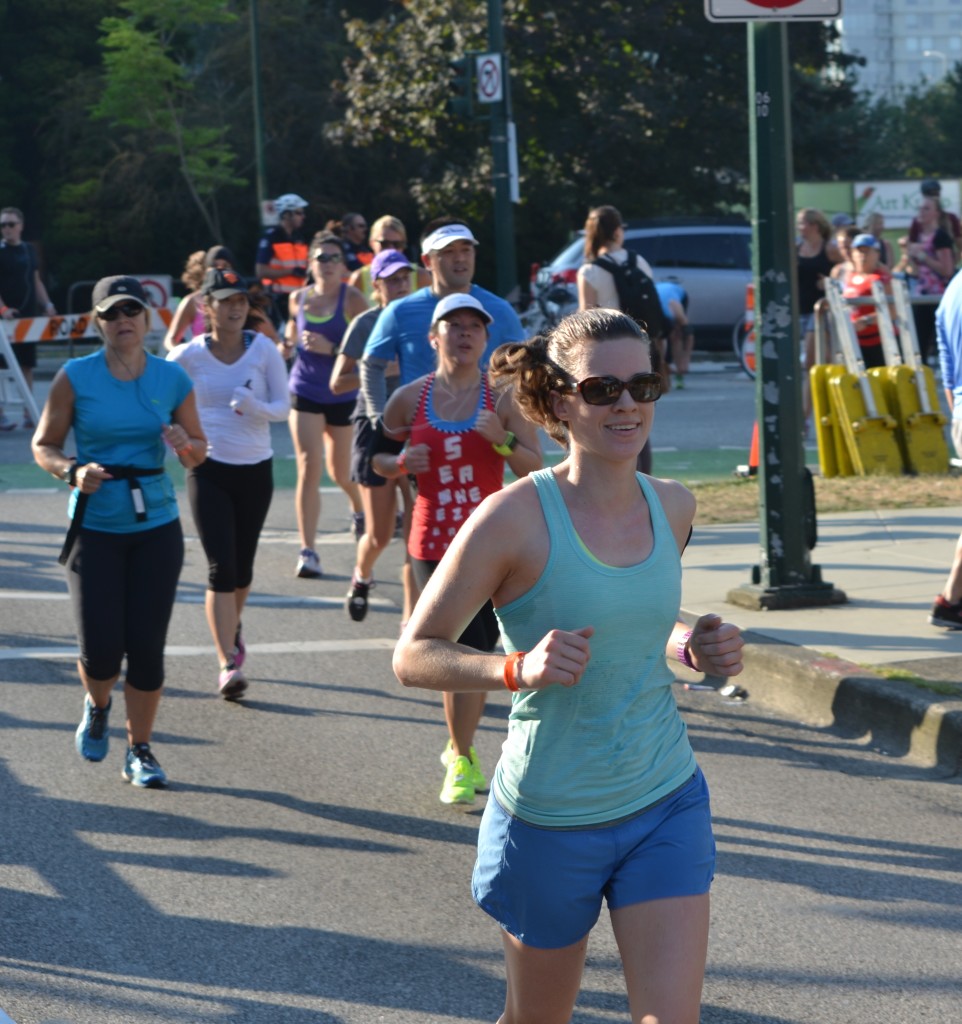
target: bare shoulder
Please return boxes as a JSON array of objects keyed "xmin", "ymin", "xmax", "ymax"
[
  {"xmin": 345, "ymin": 285, "xmax": 370, "ymax": 315},
  {"xmin": 471, "ymin": 474, "xmax": 543, "ymax": 532},
  {"xmin": 645, "ymin": 475, "xmax": 696, "ymax": 537},
  {"xmin": 382, "ymin": 375, "xmax": 427, "ymax": 431}
]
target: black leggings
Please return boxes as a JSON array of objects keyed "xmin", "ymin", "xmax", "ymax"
[
  {"xmin": 187, "ymin": 457, "xmax": 274, "ymax": 592},
  {"xmin": 411, "ymin": 557, "xmax": 500, "ymax": 652},
  {"xmin": 66, "ymin": 519, "xmax": 184, "ymax": 691}
]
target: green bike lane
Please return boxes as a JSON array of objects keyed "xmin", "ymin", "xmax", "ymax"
[{"xmin": 0, "ymin": 444, "xmax": 816, "ymax": 493}]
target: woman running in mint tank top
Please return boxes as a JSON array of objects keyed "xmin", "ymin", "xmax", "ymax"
[{"xmin": 394, "ymin": 308, "xmax": 744, "ymax": 1023}]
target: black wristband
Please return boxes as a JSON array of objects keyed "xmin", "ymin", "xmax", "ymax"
[{"xmin": 61, "ymin": 461, "xmax": 77, "ymax": 487}]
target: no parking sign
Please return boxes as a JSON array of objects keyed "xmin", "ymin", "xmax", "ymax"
[{"xmin": 475, "ymin": 54, "xmax": 503, "ymax": 104}]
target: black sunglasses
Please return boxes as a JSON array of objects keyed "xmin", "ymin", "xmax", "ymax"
[
  {"xmin": 98, "ymin": 301, "xmax": 146, "ymax": 321},
  {"xmin": 567, "ymin": 372, "xmax": 662, "ymax": 406},
  {"xmin": 0, "ymin": 221, "xmax": 19, "ymax": 228},
  {"xmin": 313, "ymin": 252, "xmax": 342, "ymax": 264},
  {"xmin": 375, "ymin": 239, "xmax": 405, "ymax": 249}
]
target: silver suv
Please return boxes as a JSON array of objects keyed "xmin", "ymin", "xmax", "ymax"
[{"xmin": 529, "ymin": 219, "xmax": 752, "ymax": 347}]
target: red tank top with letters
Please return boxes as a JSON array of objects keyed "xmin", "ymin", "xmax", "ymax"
[{"xmin": 408, "ymin": 373, "xmax": 505, "ymax": 560}]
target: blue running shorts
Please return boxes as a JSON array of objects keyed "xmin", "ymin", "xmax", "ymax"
[{"xmin": 472, "ymin": 767, "xmax": 715, "ymax": 949}]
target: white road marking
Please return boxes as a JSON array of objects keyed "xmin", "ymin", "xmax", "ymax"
[{"xmin": 0, "ymin": 637, "xmax": 398, "ymax": 662}]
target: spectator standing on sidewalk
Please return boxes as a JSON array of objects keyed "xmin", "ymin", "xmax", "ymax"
[
  {"xmin": 0, "ymin": 207, "xmax": 57, "ymax": 430},
  {"xmin": 796, "ymin": 208, "xmax": 838, "ymax": 427},
  {"xmin": 255, "ymin": 193, "xmax": 310, "ymax": 325},
  {"xmin": 899, "ymin": 195, "xmax": 955, "ymax": 366},
  {"xmin": 842, "ymin": 234, "xmax": 891, "ymax": 370},
  {"xmin": 656, "ymin": 280, "xmax": 693, "ymax": 389},
  {"xmin": 930, "ymin": 270, "xmax": 962, "ymax": 628},
  {"xmin": 908, "ymin": 179, "xmax": 961, "ymax": 255},
  {"xmin": 31, "ymin": 276, "xmax": 206, "ymax": 788},
  {"xmin": 394, "ymin": 308, "xmax": 743, "ymax": 1020},
  {"xmin": 167, "ymin": 268, "xmax": 290, "ymax": 699}
]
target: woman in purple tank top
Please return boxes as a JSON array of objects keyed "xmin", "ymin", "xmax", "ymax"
[{"xmin": 281, "ymin": 232, "xmax": 369, "ymax": 579}]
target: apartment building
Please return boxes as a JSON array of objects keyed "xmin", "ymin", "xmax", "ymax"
[{"xmin": 840, "ymin": 0, "xmax": 962, "ymax": 94}]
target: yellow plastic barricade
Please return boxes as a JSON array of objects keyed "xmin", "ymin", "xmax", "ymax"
[
  {"xmin": 811, "ymin": 363, "xmax": 852, "ymax": 478},
  {"xmin": 825, "ymin": 283, "xmax": 903, "ymax": 476},
  {"xmin": 887, "ymin": 278, "xmax": 949, "ymax": 474}
]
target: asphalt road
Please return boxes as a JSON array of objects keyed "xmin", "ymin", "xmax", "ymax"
[{"xmin": 1, "ymin": 484, "xmax": 960, "ymax": 1024}]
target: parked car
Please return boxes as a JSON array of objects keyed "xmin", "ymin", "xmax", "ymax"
[{"xmin": 527, "ymin": 218, "xmax": 752, "ymax": 349}]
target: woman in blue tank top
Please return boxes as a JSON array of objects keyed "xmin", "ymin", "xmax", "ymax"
[
  {"xmin": 394, "ymin": 309, "xmax": 744, "ymax": 1024},
  {"xmin": 32, "ymin": 275, "xmax": 207, "ymax": 790}
]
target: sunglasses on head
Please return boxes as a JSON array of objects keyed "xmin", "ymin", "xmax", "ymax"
[
  {"xmin": 313, "ymin": 252, "xmax": 342, "ymax": 264},
  {"xmin": 98, "ymin": 301, "xmax": 145, "ymax": 321},
  {"xmin": 566, "ymin": 372, "xmax": 662, "ymax": 406}
]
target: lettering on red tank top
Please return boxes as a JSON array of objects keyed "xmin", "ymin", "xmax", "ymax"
[{"xmin": 409, "ymin": 375, "xmax": 504, "ymax": 559}]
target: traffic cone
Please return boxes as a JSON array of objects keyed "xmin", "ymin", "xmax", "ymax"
[{"xmin": 735, "ymin": 421, "xmax": 759, "ymax": 478}]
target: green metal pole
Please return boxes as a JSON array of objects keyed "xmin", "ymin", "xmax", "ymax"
[
  {"xmin": 728, "ymin": 20, "xmax": 843, "ymax": 611},
  {"xmin": 487, "ymin": 0, "xmax": 518, "ymax": 299},
  {"xmin": 250, "ymin": 0, "xmax": 268, "ymax": 214}
]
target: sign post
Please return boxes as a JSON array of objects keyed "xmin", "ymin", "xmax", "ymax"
[
  {"xmin": 482, "ymin": 0, "xmax": 519, "ymax": 300},
  {"xmin": 707, "ymin": 2, "xmax": 845, "ymax": 609}
]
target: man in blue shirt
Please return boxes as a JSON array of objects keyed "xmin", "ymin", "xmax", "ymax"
[
  {"xmin": 360, "ymin": 219, "xmax": 525, "ymax": 420},
  {"xmin": 930, "ymin": 272, "xmax": 962, "ymax": 628}
]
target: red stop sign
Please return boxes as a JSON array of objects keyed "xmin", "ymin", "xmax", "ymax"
[{"xmin": 746, "ymin": 0, "xmax": 806, "ymax": 6}]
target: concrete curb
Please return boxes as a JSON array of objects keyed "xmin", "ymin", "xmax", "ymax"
[{"xmin": 735, "ymin": 630, "xmax": 962, "ymax": 776}]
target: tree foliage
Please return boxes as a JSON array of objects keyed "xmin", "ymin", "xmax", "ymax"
[
  {"xmin": 93, "ymin": 0, "xmax": 246, "ymax": 240},
  {"xmin": 1, "ymin": 1, "xmax": 961, "ymax": 303}
]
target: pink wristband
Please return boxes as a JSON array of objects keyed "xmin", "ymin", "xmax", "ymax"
[{"xmin": 676, "ymin": 629, "xmax": 695, "ymax": 669}]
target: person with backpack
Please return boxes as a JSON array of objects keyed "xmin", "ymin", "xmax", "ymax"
[{"xmin": 577, "ymin": 205, "xmax": 665, "ymax": 472}]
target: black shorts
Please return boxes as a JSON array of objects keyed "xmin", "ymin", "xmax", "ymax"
[
  {"xmin": 0, "ymin": 341, "xmax": 37, "ymax": 370},
  {"xmin": 411, "ymin": 557, "xmax": 500, "ymax": 652},
  {"xmin": 350, "ymin": 415, "xmax": 387, "ymax": 487},
  {"xmin": 290, "ymin": 393, "xmax": 355, "ymax": 426}
]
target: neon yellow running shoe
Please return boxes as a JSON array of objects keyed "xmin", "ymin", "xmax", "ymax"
[
  {"xmin": 440, "ymin": 739, "xmax": 487, "ymax": 791},
  {"xmin": 439, "ymin": 755, "xmax": 475, "ymax": 804}
]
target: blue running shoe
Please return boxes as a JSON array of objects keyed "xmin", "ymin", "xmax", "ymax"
[
  {"xmin": 122, "ymin": 744, "xmax": 168, "ymax": 789},
  {"xmin": 75, "ymin": 696, "xmax": 111, "ymax": 762}
]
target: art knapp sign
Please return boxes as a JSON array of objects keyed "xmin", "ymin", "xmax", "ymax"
[{"xmin": 854, "ymin": 180, "xmax": 959, "ymax": 228}]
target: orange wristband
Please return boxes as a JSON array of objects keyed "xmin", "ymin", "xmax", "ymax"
[{"xmin": 503, "ymin": 651, "xmax": 525, "ymax": 692}]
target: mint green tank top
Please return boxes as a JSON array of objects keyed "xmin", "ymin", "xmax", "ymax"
[{"xmin": 491, "ymin": 468, "xmax": 696, "ymax": 827}]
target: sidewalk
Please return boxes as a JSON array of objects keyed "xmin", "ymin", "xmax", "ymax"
[
  {"xmin": 681, "ymin": 507, "xmax": 962, "ymax": 775},
  {"xmin": 3, "ymin": 358, "xmax": 961, "ymax": 775}
]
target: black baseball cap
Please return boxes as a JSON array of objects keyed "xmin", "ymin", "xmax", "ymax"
[
  {"xmin": 91, "ymin": 275, "xmax": 150, "ymax": 312},
  {"xmin": 921, "ymin": 178, "xmax": 942, "ymax": 197},
  {"xmin": 201, "ymin": 267, "xmax": 247, "ymax": 300}
]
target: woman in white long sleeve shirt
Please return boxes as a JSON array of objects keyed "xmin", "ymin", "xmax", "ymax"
[{"xmin": 168, "ymin": 268, "xmax": 291, "ymax": 699}]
